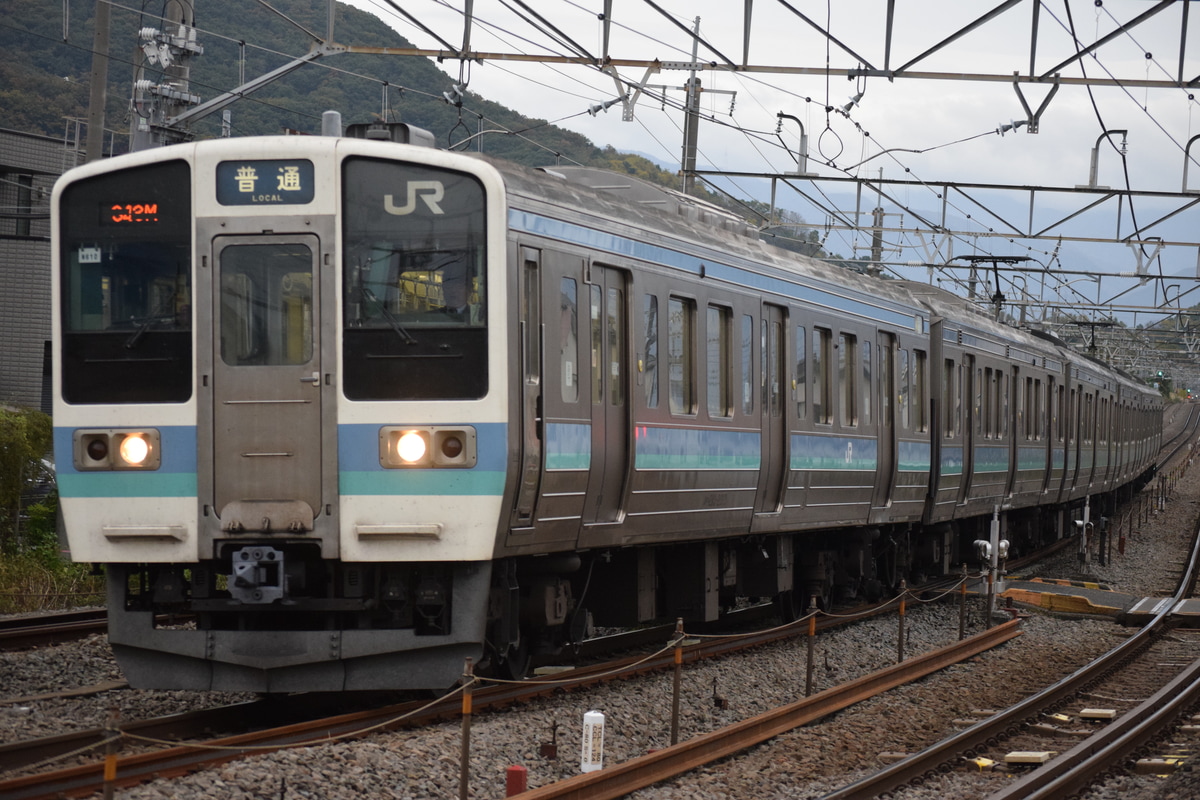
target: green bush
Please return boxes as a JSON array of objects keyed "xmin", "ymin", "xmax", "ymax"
[
  {"xmin": 0, "ymin": 407, "xmax": 105, "ymax": 612},
  {"xmin": 0, "ymin": 493, "xmax": 105, "ymax": 613}
]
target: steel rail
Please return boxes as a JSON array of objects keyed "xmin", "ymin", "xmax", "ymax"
[
  {"xmin": 986, "ymin": 655, "xmax": 1200, "ymax": 800},
  {"xmin": 0, "ymin": 610, "xmax": 107, "ymax": 650},
  {"xmin": 0, "ymin": 598, "xmax": 893, "ymax": 782},
  {"xmin": 1158, "ymin": 404, "xmax": 1200, "ymax": 469},
  {"xmin": 0, "ymin": 610, "xmax": 105, "ymax": 631},
  {"xmin": 982, "ymin": 482, "xmax": 1200, "ymax": 800},
  {"xmin": 0, "ymin": 613, "xmax": 1016, "ymax": 800},
  {"xmin": 820, "ymin": 478, "xmax": 1200, "ymax": 800},
  {"xmin": 0, "ymin": 610, "xmax": 193, "ymax": 651},
  {"xmin": 504, "ymin": 620, "xmax": 1021, "ymax": 800}
]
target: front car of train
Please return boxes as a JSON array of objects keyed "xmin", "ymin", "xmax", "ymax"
[{"xmin": 52, "ymin": 134, "xmax": 511, "ymax": 691}]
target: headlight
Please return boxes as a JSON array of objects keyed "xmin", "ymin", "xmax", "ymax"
[
  {"xmin": 396, "ymin": 430, "xmax": 428, "ymax": 464},
  {"xmin": 75, "ymin": 429, "xmax": 162, "ymax": 470},
  {"xmin": 117, "ymin": 433, "xmax": 151, "ymax": 466},
  {"xmin": 379, "ymin": 426, "xmax": 476, "ymax": 468}
]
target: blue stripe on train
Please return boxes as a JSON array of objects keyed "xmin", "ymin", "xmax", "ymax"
[
  {"xmin": 53, "ymin": 425, "xmax": 198, "ymax": 498},
  {"xmin": 338, "ymin": 422, "xmax": 507, "ymax": 496}
]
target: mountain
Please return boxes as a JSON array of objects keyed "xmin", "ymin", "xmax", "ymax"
[
  {"xmin": 1, "ymin": 0, "xmax": 606, "ymax": 166},
  {"xmin": 0, "ymin": 0, "xmax": 822, "ymax": 250}
]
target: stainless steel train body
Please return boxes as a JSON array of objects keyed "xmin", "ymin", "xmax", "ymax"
[{"xmin": 52, "ymin": 133, "xmax": 1162, "ymax": 691}]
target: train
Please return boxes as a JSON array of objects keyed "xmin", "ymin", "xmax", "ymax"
[{"xmin": 51, "ymin": 123, "xmax": 1162, "ymax": 692}]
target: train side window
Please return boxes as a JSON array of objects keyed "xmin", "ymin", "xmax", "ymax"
[
  {"xmin": 1023, "ymin": 377, "xmax": 1033, "ymax": 440},
  {"xmin": 761, "ymin": 317, "xmax": 782, "ymax": 418},
  {"xmin": 669, "ymin": 297, "xmax": 696, "ymax": 414},
  {"xmin": 706, "ymin": 306, "xmax": 732, "ymax": 418},
  {"xmin": 741, "ymin": 314, "xmax": 754, "ymax": 415},
  {"xmin": 1054, "ymin": 382, "xmax": 1063, "ymax": 443},
  {"xmin": 644, "ymin": 294, "xmax": 659, "ymax": 409},
  {"xmin": 1035, "ymin": 379, "xmax": 1045, "ymax": 440},
  {"xmin": 607, "ymin": 286, "xmax": 624, "ymax": 407},
  {"xmin": 898, "ymin": 349, "xmax": 910, "ymax": 430},
  {"xmin": 794, "ymin": 325, "xmax": 807, "ymax": 420},
  {"xmin": 1075, "ymin": 388, "xmax": 1084, "ymax": 443},
  {"xmin": 1085, "ymin": 393, "xmax": 1094, "ymax": 444},
  {"xmin": 560, "ymin": 278, "xmax": 579, "ymax": 403},
  {"xmin": 522, "ymin": 254, "xmax": 540, "ymax": 384},
  {"xmin": 991, "ymin": 369, "xmax": 1000, "ymax": 438},
  {"xmin": 590, "ymin": 285, "xmax": 603, "ymax": 405},
  {"xmin": 982, "ymin": 368, "xmax": 993, "ymax": 438},
  {"xmin": 838, "ymin": 333, "xmax": 857, "ymax": 427},
  {"xmin": 943, "ymin": 358, "xmax": 956, "ymax": 438},
  {"xmin": 975, "ymin": 367, "xmax": 984, "ymax": 436},
  {"xmin": 813, "ymin": 327, "xmax": 831, "ymax": 424},
  {"xmin": 861, "ymin": 339, "xmax": 872, "ymax": 426},
  {"xmin": 913, "ymin": 350, "xmax": 927, "ymax": 432},
  {"xmin": 1001, "ymin": 372, "xmax": 1009, "ymax": 438}
]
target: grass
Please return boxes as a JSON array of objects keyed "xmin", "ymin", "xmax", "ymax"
[{"xmin": 0, "ymin": 495, "xmax": 105, "ymax": 614}]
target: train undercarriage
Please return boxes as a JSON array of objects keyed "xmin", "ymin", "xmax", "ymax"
[
  {"xmin": 102, "ymin": 479, "xmax": 1150, "ymax": 690},
  {"xmin": 486, "ymin": 482, "xmax": 1154, "ymax": 674}
]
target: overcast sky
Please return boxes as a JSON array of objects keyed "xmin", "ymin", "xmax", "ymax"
[{"xmin": 337, "ymin": 0, "xmax": 1200, "ymax": 323}]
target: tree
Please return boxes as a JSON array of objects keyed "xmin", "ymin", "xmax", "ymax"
[{"xmin": 0, "ymin": 406, "xmax": 53, "ymax": 550}]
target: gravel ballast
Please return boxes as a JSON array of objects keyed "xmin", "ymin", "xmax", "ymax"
[{"xmin": 4, "ymin": 417, "xmax": 1198, "ymax": 799}]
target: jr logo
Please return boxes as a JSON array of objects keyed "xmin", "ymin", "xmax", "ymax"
[{"xmin": 384, "ymin": 181, "xmax": 445, "ymax": 215}]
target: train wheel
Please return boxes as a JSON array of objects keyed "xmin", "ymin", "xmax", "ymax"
[
  {"xmin": 805, "ymin": 575, "xmax": 835, "ymax": 612},
  {"xmin": 774, "ymin": 589, "xmax": 803, "ymax": 622},
  {"xmin": 876, "ymin": 549, "xmax": 899, "ymax": 594},
  {"xmin": 498, "ymin": 634, "xmax": 531, "ymax": 682}
]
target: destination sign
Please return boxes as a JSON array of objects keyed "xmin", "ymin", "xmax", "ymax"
[
  {"xmin": 216, "ymin": 159, "xmax": 315, "ymax": 206},
  {"xmin": 100, "ymin": 202, "xmax": 161, "ymax": 225}
]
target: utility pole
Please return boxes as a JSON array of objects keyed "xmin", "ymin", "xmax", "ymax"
[
  {"xmin": 680, "ymin": 17, "xmax": 701, "ymax": 195},
  {"xmin": 85, "ymin": 0, "xmax": 111, "ymax": 162},
  {"xmin": 130, "ymin": 0, "xmax": 203, "ymax": 151}
]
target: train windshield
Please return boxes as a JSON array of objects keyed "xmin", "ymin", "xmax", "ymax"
[
  {"xmin": 58, "ymin": 160, "xmax": 193, "ymax": 404},
  {"xmin": 341, "ymin": 157, "xmax": 488, "ymax": 400}
]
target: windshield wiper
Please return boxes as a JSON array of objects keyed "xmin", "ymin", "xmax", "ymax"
[
  {"xmin": 125, "ymin": 291, "xmax": 178, "ymax": 349},
  {"xmin": 360, "ymin": 286, "xmax": 418, "ymax": 345}
]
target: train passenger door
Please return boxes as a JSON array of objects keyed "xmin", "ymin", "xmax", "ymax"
[
  {"xmin": 755, "ymin": 304, "xmax": 787, "ymax": 515},
  {"xmin": 210, "ymin": 235, "xmax": 323, "ymax": 530},
  {"xmin": 872, "ymin": 332, "xmax": 897, "ymax": 511},
  {"xmin": 505, "ymin": 254, "xmax": 588, "ymax": 550},
  {"xmin": 583, "ymin": 264, "xmax": 629, "ymax": 524},
  {"xmin": 510, "ymin": 247, "xmax": 543, "ymax": 528},
  {"xmin": 957, "ymin": 354, "xmax": 975, "ymax": 507}
]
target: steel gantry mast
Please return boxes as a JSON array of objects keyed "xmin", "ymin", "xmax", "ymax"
[{"xmin": 84, "ymin": 0, "xmax": 1200, "ymax": 380}]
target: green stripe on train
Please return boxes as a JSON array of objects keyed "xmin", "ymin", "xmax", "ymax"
[
  {"xmin": 340, "ymin": 470, "xmax": 506, "ymax": 496},
  {"xmin": 58, "ymin": 472, "xmax": 197, "ymax": 498}
]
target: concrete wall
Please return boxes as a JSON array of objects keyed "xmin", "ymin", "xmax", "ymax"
[{"xmin": 0, "ymin": 128, "xmax": 80, "ymax": 412}]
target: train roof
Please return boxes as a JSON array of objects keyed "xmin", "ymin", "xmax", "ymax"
[
  {"xmin": 473, "ymin": 155, "xmax": 1156, "ymax": 400},
  {"xmin": 483, "ymin": 155, "xmax": 922, "ymax": 318}
]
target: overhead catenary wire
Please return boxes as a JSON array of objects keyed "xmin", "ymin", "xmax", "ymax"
[{"xmin": 46, "ymin": 2, "xmax": 1200, "ymax": 330}]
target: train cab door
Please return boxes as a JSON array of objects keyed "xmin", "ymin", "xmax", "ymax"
[
  {"xmin": 754, "ymin": 304, "xmax": 787, "ymax": 516},
  {"xmin": 209, "ymin": 235, "xmax": 324, "ymax": 533},
  {"xmin": 872, "ymin": 332, "xmax": 897, "ymax": 512},
  {"xmin": 582, "ymin": 264, "xmax": 630, "ymax": 526}
]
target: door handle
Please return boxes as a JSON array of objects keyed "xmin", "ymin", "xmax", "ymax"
[{"xmin": 300, "ymin": 372, "xmax": 321, "ymax": 385}]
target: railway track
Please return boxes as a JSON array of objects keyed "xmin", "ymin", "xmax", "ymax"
[
  {"xmin": 1, "ymin": 599, "xmax": 1013, "ymax": 800},
  {"xmin": 0, "ymin": 610, "xmax": 107, "ymax": 650},
  {"xmin": 815, "ymin": 467, "xmax": 1200, "ymax": 799},
  {"xmin": 4, "ymin": 406, "xmax": 1191, "ymax": 797},
  {"xmin": 1159, "ymin": 402, "xmax": 1200, "ymax": 467}
]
